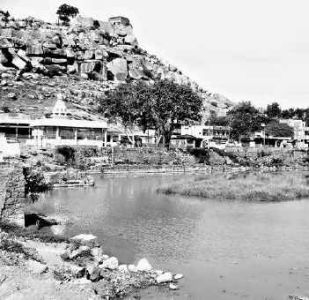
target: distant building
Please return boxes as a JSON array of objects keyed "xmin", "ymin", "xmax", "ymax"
[
  {"xmin": 279, "ymin": 119, "xmax": 306, "ymax": 141},
  {"xmin": 0, "ymin": 97, "xmax": 157, "ymax": 150},
  {"xmin": 180, "ymin": 125, "xmax": 230, "ymax": 143}
]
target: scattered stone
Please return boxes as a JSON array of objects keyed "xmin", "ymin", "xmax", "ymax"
[
  {"xmin": 156, "ymin": 272, "xmax": 173, "ymax": 284},
  {"xmin": 118, "ymin": 264, "xmax": 129, "ymax": 273},
  {"xmin": 7, "ymin": 92, "xmax": 17, "ymax": 100},
  {"xmin": 88, "ymin": 265, "xmax": 101, "ymax": 282},
  {"xmin": 136, "ymin": 258, "xmax": 152, "ymax": 272},
  {"xmin": 69, "ymin": 245, "xmax": 91, "ymax": 259},
  {"xmin": 71, "ymin": 234, "xmax": 97, "ymax": 247},
  {"xmin": 66, "ymin": 264, "xmax": 85, "ymax": 278},
  {"xmin": 128, "ymin": 264, "xmax": 138, "ymax": 273},
  {"xmin": 100, "ymin": 256, "xmax": 118, "ymax": 270},
  {"xmin": 169, "ymin": 283, "xmax": 179, "ymax": 290},
  {"xmin": 174, "ymin": 273, "xmax": 184, "ymax": 280},
  {"xmin": 91, "ymin": 246, "xmax": 104, "ymax": 263}
]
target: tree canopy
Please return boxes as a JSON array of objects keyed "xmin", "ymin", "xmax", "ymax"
[
  {"xmin": 99, "ymin": 79, "xmax": 203, "ymax": 148},
  {"xmin": 227, "ymin": 101, "xmax": 266, "ymax": 141},
  {"xmin": 265, "ymin": 121, "xmax": 294, "ymax": 138},
  {"xmin": 56, "ymin": 4, "xmax": 79, "ymax": 25},
  {"xmin": 265, "ymin": 102, "xmax": 281, "ymax": 119}
]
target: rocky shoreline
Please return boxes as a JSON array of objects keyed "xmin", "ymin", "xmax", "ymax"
[{"xmin": 0, "ymin": 226, "xmax": 183, "ymax": 299}]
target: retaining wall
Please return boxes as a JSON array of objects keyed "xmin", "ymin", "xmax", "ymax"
[{"xmin": 0, "ymin": 165, "xmax": 25, "ymax": 225}]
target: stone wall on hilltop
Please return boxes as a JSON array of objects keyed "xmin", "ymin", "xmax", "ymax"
[{"xmin": 0, "ymin": 11, "xmax": 234, "ymax": 118}]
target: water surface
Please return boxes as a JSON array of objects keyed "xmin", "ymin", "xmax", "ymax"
[{"xmin": 44, "ymin": 174, "xmax": 309, "ymax": 299}]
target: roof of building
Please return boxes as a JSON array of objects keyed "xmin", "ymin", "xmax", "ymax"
[{"xmin": 31, "ymin": 118, "xmax": 108, "ymax": 129}]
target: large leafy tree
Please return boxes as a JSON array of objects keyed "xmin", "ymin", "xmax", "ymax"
[
  {"xmin": 227, "ymin": 101, "xmax": 264, "ymax": 141},
  {"xmin": 99, "ymin": 79, "xmax": 203, "ymax": 148},
  {"xmin": 56, "ymin": 4, "xmax": 79, "ymax": 25}
]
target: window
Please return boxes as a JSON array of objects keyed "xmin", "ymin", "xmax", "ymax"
[
  {"xmin": 59, "ymin": 127, "xmax": 74, "ymax": 140},
  {"xmin": 44, "ymin": 127, "xmax": 57, "ymax": 139}
]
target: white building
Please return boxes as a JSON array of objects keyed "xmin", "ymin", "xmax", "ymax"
[
  {"xmin": 181, "ymin": 125, "xmax": 230, "ymax": 142},
  {"xmin": 0, "ymin": 97, "xmax": 157, "ymax": 149},
  {"xmin": 279, "ymin": 119, "xmax": 306, "ymax": 141}
]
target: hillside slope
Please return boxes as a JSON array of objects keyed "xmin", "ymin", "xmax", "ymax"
[{"xmin": 0, "ymin": 12, "xmax": 234, "ymax": 120}]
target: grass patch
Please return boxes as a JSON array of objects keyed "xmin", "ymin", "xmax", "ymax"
[{"xmin": 158, "ymin": 172, "xmax": 309, "ymax": 202}]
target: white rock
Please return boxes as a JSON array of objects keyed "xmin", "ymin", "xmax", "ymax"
[
  {"xmin": 71, "ymin": 234, "xmax": 97, "ymax": 247},
  {"xmin": 136, "ymin": 258, "xmax": 152, "ymax": 272},
  {"xmin": 100, "ymin": 257, "xmax": 118, "ymax": 270},
  {"xmin": 102, "ymin": 254, "xmax": 109, "ymax": 260},
  {"xmin": 156, "ymin": 272, "xmax": 173, "ymax": 284},
  {"xmin": 169, "ymin": 283, "xmax": 179, "ymax": 290},
  {"xmin": 91, "ymin": 247, "xmax": 104, "ymax": 262},
  {"xmin": 174, "ymin": 273, "xmax": 184, "ymax": 280},
  {"xmin": 128, "ymin": 264, "xmax": 138, "ymax": 273},
  {"xmin": 118, "ymin": 264, "xmax": 129, "ymax": 273}
]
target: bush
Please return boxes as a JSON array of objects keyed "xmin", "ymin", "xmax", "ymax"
[
  {"xmin": 23, "ymin": 167, "xmax": 52, "ymax": 202},
  {"xmin": 55, "ymin": 146, "xmax": 76, "ymax": 165},
  {"xmin": 188, "ymin": 148, "xmax": 210, "ymax": 163}
]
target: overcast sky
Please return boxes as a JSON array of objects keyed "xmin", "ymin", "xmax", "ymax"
[{"xmin": 1, "ymin": 0, "xmax": 309, "ymax": 108}]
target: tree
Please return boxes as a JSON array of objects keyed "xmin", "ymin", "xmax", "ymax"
[
  {"xmin": 265, "ymin": 121, "xmax": 294, "ymax": 138},
  {"xmin": 265, "ymin": 102, "xmax": 281, "ymax": 119},
  {"xmin": 99, "ymin": 79, "xmax": 203, "ymax": 148},
  {"xmin": 56, "ymin": 4, "xmax": 79, "ymax": 25},
  {"xmin": 227, "ymin": 101, "xmax": 262, "ymax": 141},
  {"xmin": 281, "ymin": 108, "xmax": 295, "ymax": 119},
  {"xmin": 0, "ymin": 10, "xmax": 10, "ymax": 24}
]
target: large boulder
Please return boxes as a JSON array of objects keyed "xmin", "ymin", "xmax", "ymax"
[
  {"xmin": 156, "ymin": 272, "xmax": 173, "ymax": 284},
  {"xmin": 124, "ymin": 34, "xmax": 138, "ymax": 46},
  {"xmin": 128, "ymin": 59, "xmax": 148, "ymax": 80},
  {"xmin": 136, "ymin": 258, "xmax": 152, "ymax": 272},
  {"xmin": 106, "ymin": 58, "xmax": 128, "ymax": 81}
]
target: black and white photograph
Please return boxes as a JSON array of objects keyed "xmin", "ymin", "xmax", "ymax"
[{"xmin": 0, "ymin": 0, "xmax": 309, "ymax": 299}]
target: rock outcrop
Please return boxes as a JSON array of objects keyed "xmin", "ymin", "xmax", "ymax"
[{"xmin": 0, "ymin": 11, "xmax": 234, "ymax": 118}]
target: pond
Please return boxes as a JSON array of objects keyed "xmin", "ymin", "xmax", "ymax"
[{"xmin": 43, "ymin": 173, "xmax": 309, "ymax": 299}]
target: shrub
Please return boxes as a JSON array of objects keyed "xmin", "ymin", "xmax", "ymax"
[
  {"xmin": 55, "ymin": 146, "xmax": 76, "ymax": 165},
  {"xmin": 188, "ymin": 148, "xmax": 210, "ymax": 163}
]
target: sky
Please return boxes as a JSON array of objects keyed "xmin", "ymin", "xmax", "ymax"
[{"xmin": 1, "ymin": 0, "xmax": 309, "ymax": 108}]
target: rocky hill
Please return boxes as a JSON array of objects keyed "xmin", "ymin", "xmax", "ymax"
[{"xmin": 0, "ymin": 11, "xmax": 234, "ymax": 120}]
